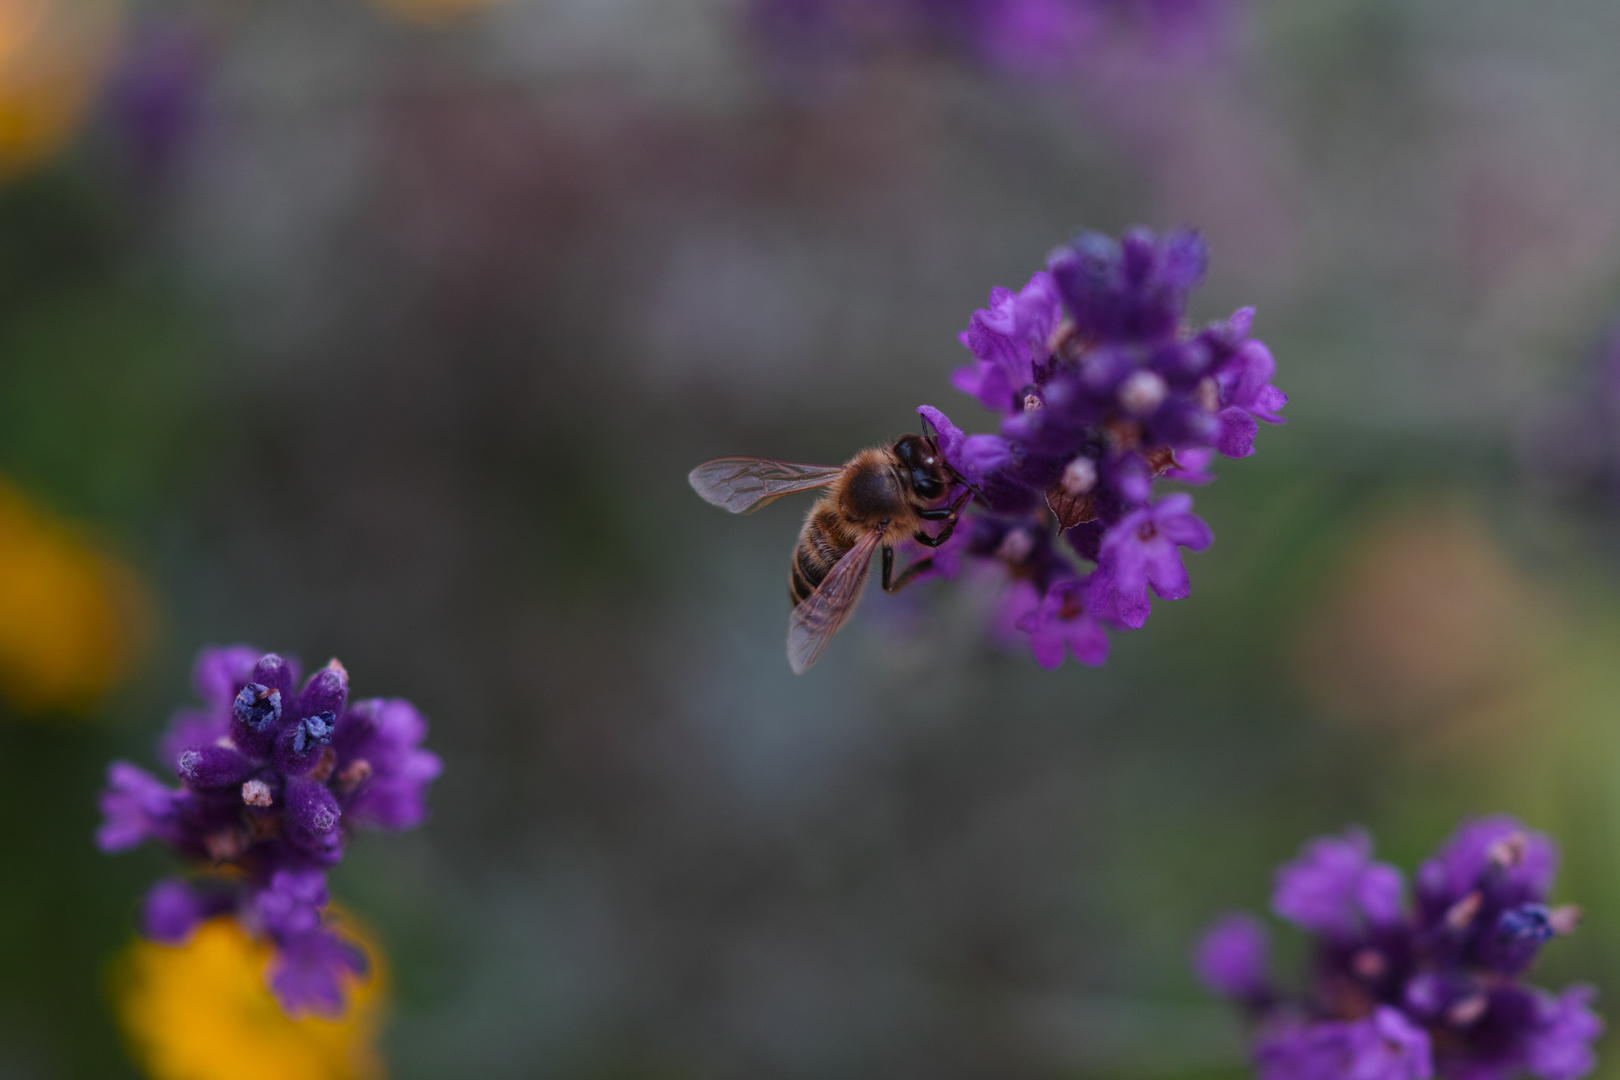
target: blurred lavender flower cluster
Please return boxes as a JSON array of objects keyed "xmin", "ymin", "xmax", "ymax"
[
  {"xmin": 1197, "ymin": 818, "xmax": 1601, "ymax": 1080},
  {"xmin": 752, "ymin": 0, "xmax": 1229, "ymax": 78},
  {"xmin": 921, "ymin": 227, "xmax": 1283, "ymax": 667},
  {"xmin": 1519, "ymin": 322, "xmax": 1620, "ymax": 507},
  {"xmin": 97, "ymin": 646, "xmax": 440, "ymax": 1016}
]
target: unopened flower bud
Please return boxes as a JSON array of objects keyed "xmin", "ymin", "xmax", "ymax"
[
  {"xmin": 203, "ymin": 829, "xmax": 248, "ymax": 862},
  {"xmin": 275, "ymin": 711, "xmax": 336, "ymax": 776},
  {"xmin": 297, "ymin": 659, "xmax": 349, "ymax": 719},
  {"xmin": 177, "ymin": 745, "xmax": 257, "ymax": 790},
  {"xmin": 1487, "ymin": 832, "xmax": 1529, "ymax": 870},
  {"xmin": 1549, "ymin": 905, "xmax": 1582, "ymax": 935},
  {"xmin": 1061, "ymin": 456, "xmax": 1098, "ymax": 496},
  {"xmin": 995, "ymin": 529, "xmax": 1035, "ymax": 563},
  {"xmin": 1350, "ymin": 948, "xmax": 1386, "ymax": 980},
  {"xmin": 1447, "ymin": 994, "xmax": 1489, "ymax": 1027},
  {"xmin": 230, "ymin": 683, "xmax": 282, "ymax": 758},
  {"xmin": 1119, "ymin": 370, "xmax": 1167, "ymax": 415},
  {"xmin": 1445, "ymin": 891, "xmax": 1484, "ymax": 931},
  {"xmin": 335, "ymin": 758, "xmax": 373, "ymax": 796},
  {"xmin": 286, "ymin": 777, "xmax": 341, "ymax": 837}
]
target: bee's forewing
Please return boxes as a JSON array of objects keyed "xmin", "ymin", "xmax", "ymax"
[
  {"xmin": 688, "ymin": 457, "xmax": 844, "ymax": 515},
  {"xmin": 787, "ymin": 528, "xmax": 883, "ymax": 674}
]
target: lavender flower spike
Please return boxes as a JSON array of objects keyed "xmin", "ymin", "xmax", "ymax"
[
  {"xmin": 96, "ymin": 645, "xmax": 441, "ymax": 1017},
  {"xmin": 913, "ymin": 226, "xmax": 1285, "ymax": 668},
  {"xmin": 1197, "ymin": 818, "xmax": 1602, "ymax": 1080}
]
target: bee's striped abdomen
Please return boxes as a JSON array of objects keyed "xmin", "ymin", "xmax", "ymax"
[{"xmin": 790, "ymin": 502, "xmax": 854, "ymax": 606}]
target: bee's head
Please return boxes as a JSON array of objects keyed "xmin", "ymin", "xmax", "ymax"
[{"xmin": 893, "ymin": 434, "xmax": 950, "ymax": 501}]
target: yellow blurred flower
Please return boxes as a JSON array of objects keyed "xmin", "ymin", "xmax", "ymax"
[
  {"xmin": 0, "ymin": 0, "xmax": 124, "ymax": 179},
  {"xmin": 0, "ymin": 475, "xmax": 149, "ymax": 713},
  {"xmin": 115, "ymin": 917, "xmax": 386, "ymax": 1080},
  {"xmin": 362, "ymin": 0, "xmax": 508, "ymax": 26}
]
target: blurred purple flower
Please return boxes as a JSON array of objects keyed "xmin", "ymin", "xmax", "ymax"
[
  {"xmin": 749, "ymin": 0, "xmax": 1234, "ymax": 83},
  {"xmin": 1257, "ymin": 1008, "xmax": 1433, "ymax": 1080},
  {"xmin": 96, "ymin": 762, "xmax": 181, "ymax": 852},
  {"xmin": 1199, "ymin": 818, "xmax": 1600, "ymax": 1080},
  {"xmin": 103, "ymin": 17, "xmax": 215, "ymax": 178},
  {"xmin": 97, "ymin": 645, "xmax": 440, "ymax": 1017},
  {"xmin": 1272, "ymin": 827, "xmax": 1404, "ymax": 938}
]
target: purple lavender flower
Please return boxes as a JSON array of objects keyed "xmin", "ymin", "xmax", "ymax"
[
  {"xmin": 1015, "ymin": 576, "xmax": 1110, "ymax": 668},
  {"xmin": 97, "ymin": 645, "xmax": 441, "ymax": 1017},
  {"xmin": 1197, "ymin": 819, "xmax": 1601, "ymax": 1080},
  {"xmin": 1257, "ymin": 1008, "xmax": 1433, "ymax": 1080},
  {"xmin": 1272, "ymin": 828, "xmax": 1404, "ymax": 938},
  {"xmin": 913, "ymin": 227, "xmax": 1283, "ymax": 667},
  {"xmin": 1093, "ymin": 494, "xmax": 1213, "ymax": 628}
]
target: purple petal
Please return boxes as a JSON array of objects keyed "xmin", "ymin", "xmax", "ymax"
[
  {"xmin": 1061, "ymin": 612, "xmax": 1110, "ymax": 666},
  {"xmin": 1255, "ymin": 384, "xmax": 1288, "ymax": 423},
  {"xmin": 1194, "ymin": 912, "xmax": 1268, "ymax": 999},
  {"xmin": 1526, "ymin": 986, "xmax": 1603, "ymax": 1080},
  {"xmin": 960, "ymin": 434, "xmax": 1014, "ymax": 482},
  {"xmin": 1272, "ymin": 827, "xmax": 1406, "ymax": 937},
  {"xmin": 158, "ymin": 709, "xmax": 229, "ymax": 774},
  {"xmin": 343, "ymin": 699, "xmax": 442, "ymax": 831},
  {"xmin": 1417, "ymin": 816, "xmax": 1558, "ymax": 911},
  {"xmin": 1026, "ymin": 625, "xmax": 1066, "ymax": 670},
  {"xmin": 1357, "ymin": 863, "xmax": 1406, "ymax": 927},
  {"xmin": 1155, "ymin": 500, "xmax": 1214, "ymax": 551},
  {"xmin": 952, "ymin": 360, "xmax": 1015, "ymax": 413},
  {"xmin": 96, "ymin": 762, "xmax": 179, "ymax": 852},
  {"xmin": 1217, "ymin": 406, "xmax": 1259, "ymax": 458},
  {"xmin": 142, "ymin": 879, "xmax": 208, "ymax": 944},
  {"xmin": 267, "ymin": 927, "xmax": 368, "ymax": 1019},
  {"xmin": 918, "ymin": 405, "xmax": 967, "ymax": 471},
  {"xmin": 1142, "ymin": 543, "xmax": 1190, "ymax": 601},
  {"xmin": 254, "ymin": 869, "xmax": 328, "ymax": 940},
  {"xmin": 191, "ymin": 646, "xmax": 261, "ymax": 709}
]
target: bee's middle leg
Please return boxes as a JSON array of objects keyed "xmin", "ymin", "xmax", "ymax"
[{"xmin": 881, "ymin": 544, "xmax": 936, "ymax": 593}]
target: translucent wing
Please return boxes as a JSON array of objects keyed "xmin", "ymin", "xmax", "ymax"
[
  {"xmin": 689, "ymin": 457, "xmax": 844, "ymax": 515},
  {"xmin": 787, "ymin": 528, "xmax": 884, "ymax": 674}
]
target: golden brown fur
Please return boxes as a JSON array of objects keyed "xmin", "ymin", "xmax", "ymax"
[{"xmin": 789, "ymin": 446, "xmax": 935, "ymax": 605}]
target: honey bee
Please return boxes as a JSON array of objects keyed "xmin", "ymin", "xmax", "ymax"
[{"xmin": 689, "ymin": 433, "xmax": 976, "ymax": 673}]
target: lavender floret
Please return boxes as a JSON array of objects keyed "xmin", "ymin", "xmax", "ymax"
[
  {"xmin": 96, "ymin": 645, "xmax": 441, "ymax": 1017},
  {"xmin": 918, "ymin": 227, "xmax": 1285, "ymax": 667},
  {"xmin": 1196, "ymin": 818, "xmax": 1601, "ymax": 1080}
]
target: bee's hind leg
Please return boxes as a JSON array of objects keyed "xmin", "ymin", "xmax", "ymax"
[{"xmin": 881, "ymin": 544, "xmax": 936, "ymax": 593}]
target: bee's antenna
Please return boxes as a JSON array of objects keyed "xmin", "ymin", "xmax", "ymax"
[{"xmin": 949, "ymin": 468, "xmax": 987, "ymax": 508}]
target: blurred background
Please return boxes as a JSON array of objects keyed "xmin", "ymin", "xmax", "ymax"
[{"xmin": 6, "ymin": 0, "xmax": 1620, "ymax": 1076}]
